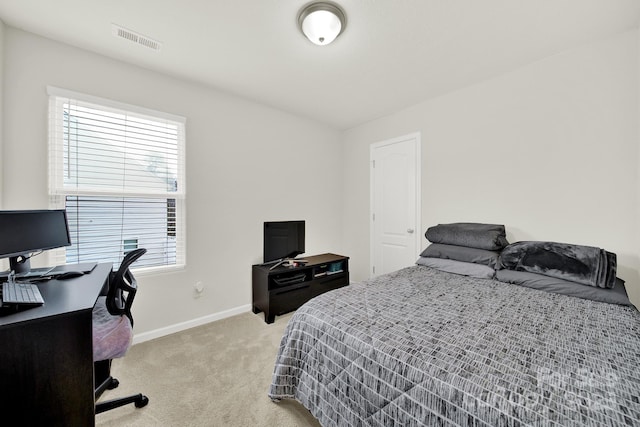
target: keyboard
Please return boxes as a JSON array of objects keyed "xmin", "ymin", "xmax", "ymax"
[{"xmin": 2, "ymin": 282, "xmax": 45, "ymax": 305}]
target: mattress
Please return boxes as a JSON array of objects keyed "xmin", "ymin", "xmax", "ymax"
[{"xmin": 269, "ymin": 265, "xmax": 640, "ymax": 426}]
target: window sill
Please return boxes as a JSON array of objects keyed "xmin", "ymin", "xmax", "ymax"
[{"xmin": 133, "ymin": 264, "xmax": 186, "ymax": 277}]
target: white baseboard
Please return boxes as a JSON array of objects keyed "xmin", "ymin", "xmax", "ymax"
[{"xmin": 132, "ymin": 304, "xmax": 253, "ymax": 345}]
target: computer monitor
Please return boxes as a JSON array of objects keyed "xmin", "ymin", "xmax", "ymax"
[{"xmin": 0, "ymin": 209, "xmax": 72, "ymax": 275}]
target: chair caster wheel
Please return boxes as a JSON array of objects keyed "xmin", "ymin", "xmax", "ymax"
[
  {"xmin": 135, "ymin": 395, "xmax": 149, "ymax": 408},
  {"xmin": 108, "ymin": 378, "xmax": 119, "ymax": 390}
]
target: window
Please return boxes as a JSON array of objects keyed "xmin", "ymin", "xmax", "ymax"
[{"xmin": 48, "ymin": 87, "xmax": 186, "ymax": 271}]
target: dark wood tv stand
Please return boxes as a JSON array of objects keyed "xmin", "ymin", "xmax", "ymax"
[{"xmin": 252, "ymin": 253, "xmax": 349, "ymax": 324}]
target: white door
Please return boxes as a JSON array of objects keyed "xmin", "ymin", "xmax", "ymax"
[{"xmin": 370, "ymin": 133, "xmax": 421, "ymax": 277}]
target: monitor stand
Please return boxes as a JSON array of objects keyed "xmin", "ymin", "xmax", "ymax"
[
  {"xmin": 269, "ymin": 257, "xmax": 308, "ymax": 271},
  {"xmin": 266, "ymin": 251, "xmax": 305, "ymax": 270},
  {"xmin": 9, "ymin": 255, "xmax": 31, "ymax": 275},
  {"xmin": 269, "ymin": 258, "xmax": 289, "ymax": 270}
]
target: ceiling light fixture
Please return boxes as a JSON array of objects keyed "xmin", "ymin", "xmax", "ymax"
[{"xmin": 298, "ymin": 2, "xmax": 346, "ymax": 46}]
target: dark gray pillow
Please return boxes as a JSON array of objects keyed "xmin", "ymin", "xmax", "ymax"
[
  {"xmin": 420, "ymin": 243, "xmax": 500, "ymax": 268},
  {"xmin": 499, "ymin": 241, "xmax": 617, "ymax": 289},
  {"xmin": 495, "ymin": 269, "xmax": 633, "ymax": 307},
  {"xmin": 425, "ymin": 223, "xmax": 509, "ymax": 251},
  {"xmin": 416, "ymin": 257, "xmax": 495, "ymax": 279}
]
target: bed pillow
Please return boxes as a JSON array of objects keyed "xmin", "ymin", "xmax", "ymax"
[
  {"xmin": 420, "ymin": 243, "xmax": 500, "ymax": 268},
  {"xmin": 499, "ymin": 241, "xmax": 617, "ymax": 289},
  {"xmin": 495, "ymin": 269, "xmax": 633, "ymax": 307},
  {"xmin": 425, "ymin": 223, "xmax": 509, "ymax": 251},
  {"xmin": 416, "ymin": 257, "xmax": 495, "ymax": 279}
]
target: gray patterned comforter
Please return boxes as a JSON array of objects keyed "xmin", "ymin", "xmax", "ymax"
[{"xmin": 269, "ymin": 266, "xmax": 640, "ymax": 426}]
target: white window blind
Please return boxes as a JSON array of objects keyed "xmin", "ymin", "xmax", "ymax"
[{"xmin": 48, "ymin": 87, "xmax": 186, "ymax": 271}]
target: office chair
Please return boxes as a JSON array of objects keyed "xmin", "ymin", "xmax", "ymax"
[{"xmin": 93, "ymin": 248, "xmax": 149, "ymax": 414}]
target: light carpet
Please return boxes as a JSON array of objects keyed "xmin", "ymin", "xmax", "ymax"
[{"xmin": 96, "ymin": 311, "xmax": 321, "ymax": 427}]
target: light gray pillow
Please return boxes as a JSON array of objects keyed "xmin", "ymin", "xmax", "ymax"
[
  {"xmin": 425, "ymin": 223, "xmax": 508, "ymax": 251},
  {"xmin": 420, "ymin": 243, "xmax": 500, "ymax": 268},
  {"xmin": 416, "ymin": 257, "xmax": 495, "ymax": 279},
  {"xmin": 495, "ymin": 269, "xmax": 633, "ymax": 307}
]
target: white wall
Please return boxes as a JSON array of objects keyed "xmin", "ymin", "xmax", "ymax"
[
  {"xmin": 1, "ymin": 27, "xmax": 344, "ymax": 337},
  {"xmin": 637, "ymin": 25, "xmax": 640, "ymax": 306},
  {"xmin": 343, "ymin": 30, "xmax": 640, "ymax": 306}
]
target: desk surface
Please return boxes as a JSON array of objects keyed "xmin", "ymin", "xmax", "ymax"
[{"xmin": 0, "ymin": 263, "xmax": 112, "ymax": 326}]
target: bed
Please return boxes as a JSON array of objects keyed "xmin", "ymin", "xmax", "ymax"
[{"xmin": 268, "ymin": 224, "xmax": 640, "ymax": 426}]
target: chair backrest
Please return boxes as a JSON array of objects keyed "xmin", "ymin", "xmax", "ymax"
[{"xmin": 106, "ymin": 248, "xmax": 147, "ymax": 326}]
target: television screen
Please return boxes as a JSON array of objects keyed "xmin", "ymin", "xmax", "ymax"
[{"xmin": 263, "ymin": 220, "xmax": 305, "ymax": 263}]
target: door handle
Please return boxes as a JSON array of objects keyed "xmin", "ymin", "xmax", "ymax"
[{"xmin": 407, "ymin": 229, "xmax": 415, "ymax": 234}]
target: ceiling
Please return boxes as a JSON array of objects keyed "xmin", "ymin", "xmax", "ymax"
[{"xmin": 0, "ymin": 0, "xmax": 639, "ymax": 130}]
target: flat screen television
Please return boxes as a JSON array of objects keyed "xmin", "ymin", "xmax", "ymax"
[
  {"xmin": 263, "ymin": 220, "xmax": 305, "ymax": 264},
  {"xmin": 0, "ymin": 209, "xmax": 72, "ymax": 274}
]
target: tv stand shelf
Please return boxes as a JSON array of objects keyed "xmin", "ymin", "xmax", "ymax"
[{"xmin": 252, "ymin": 253, "xmax": 349, "ymax": 324}]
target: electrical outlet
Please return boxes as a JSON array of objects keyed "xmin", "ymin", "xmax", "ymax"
[{"xmin": 194, "ymin": 281, "xmax": 204, "ymax": 297}]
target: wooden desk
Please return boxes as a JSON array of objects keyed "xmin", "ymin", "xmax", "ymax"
[{"xmin": 0, "ymin": 263, "xmax": 111, "ymax": 427}]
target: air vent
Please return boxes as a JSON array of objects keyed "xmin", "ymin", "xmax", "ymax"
[{"xmin": 112, "ymin": 24, "xmax": 162, "ymax": 52}]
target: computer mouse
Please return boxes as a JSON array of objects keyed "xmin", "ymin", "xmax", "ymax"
[{"xmin": 57, "ymin": 271, "xmax": 85, "ymax": 280}]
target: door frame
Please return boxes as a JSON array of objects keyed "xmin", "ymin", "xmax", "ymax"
[{"xmin": 369, "ymin": 132, "xmax": 422, "ymax": 278}]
